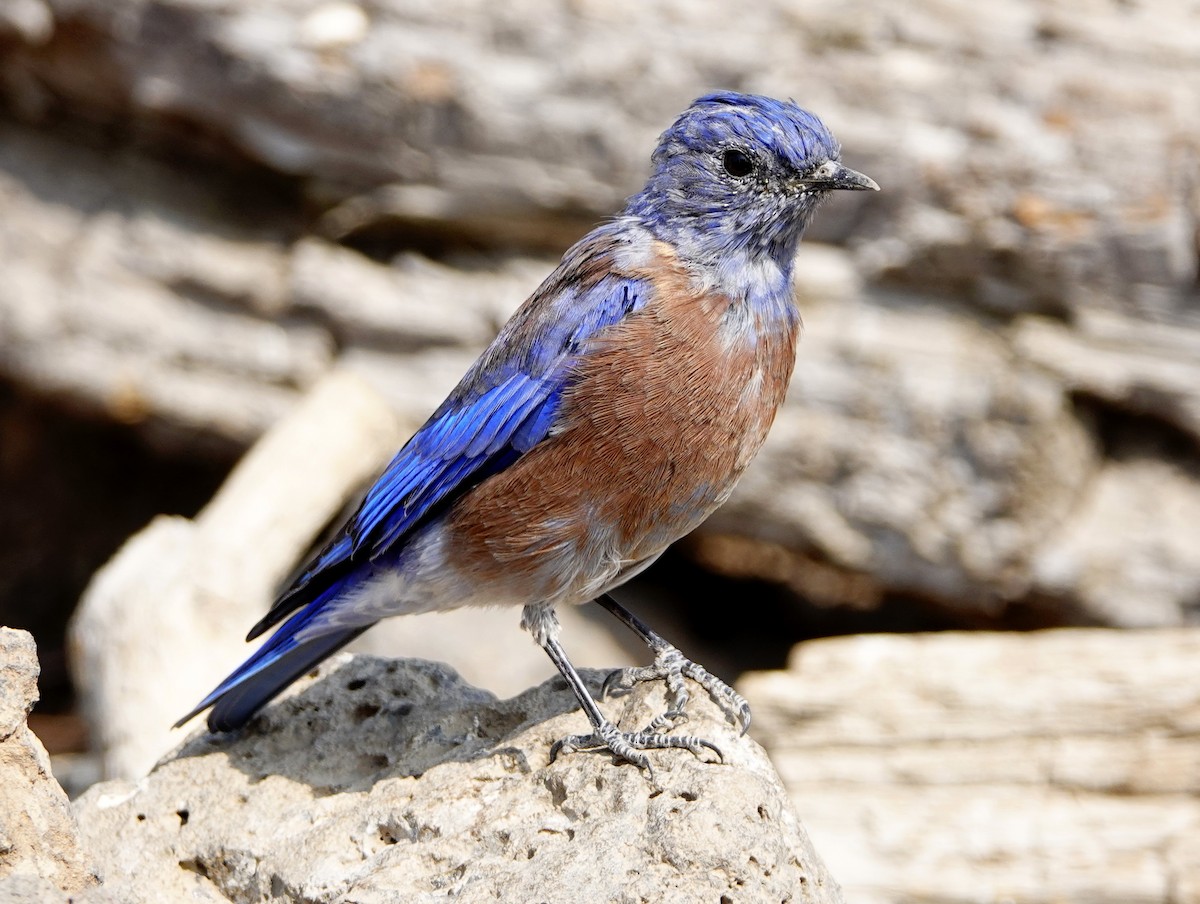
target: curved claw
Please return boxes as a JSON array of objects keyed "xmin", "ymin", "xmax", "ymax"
[
  {"xmin": 669, "ymin": 734, "xmax": 723, "ymax": 764},
  {"xmin": 727, "ymin": 695, "xmax": 751, "ymax": 735},
  {"xmin": 549, "ymin": 737, "xmax": 566, "ymax": 763},
  {"xmin": 600, "ymin": 667, "xmax": 632, "ymax": 700}
]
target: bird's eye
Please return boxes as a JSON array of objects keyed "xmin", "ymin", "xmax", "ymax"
[
  {"xmin": 812, "ymin": 160, "xmax": 839, "ymax": 180},
  {"xmin": 721, "ymin": 148, "xmax": 754, "ymax": 178}
]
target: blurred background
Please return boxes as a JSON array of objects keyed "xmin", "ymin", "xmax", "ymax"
[{"xmin": 0, "ymin": 0, "xmax": 1197, "ymax": 901}]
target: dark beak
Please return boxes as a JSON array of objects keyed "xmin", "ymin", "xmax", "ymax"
[{"xmin": 810, "ymin": 163, "xmax": 880, "ymax": 192}]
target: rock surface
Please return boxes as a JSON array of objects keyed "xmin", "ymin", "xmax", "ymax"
[
  {"xmin": 75, "ymin": 654, "xmax": 843, "ymax": 904},
  {"xmin": 738, "ymin": 628, "xmax": 1200, "ymax": 904},
  {"xmin": 0, "ymin": 628, "xmax": 97, "ymax": 898},
  {"xmin": 2, "ymin": 0, "xmax": 1197, "ymax": 321}
]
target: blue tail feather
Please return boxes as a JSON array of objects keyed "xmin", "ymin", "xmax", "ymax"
[
  {"xmin": 202, "ymin": 626, "xmax": 367, "ymax": 732},
  {"xmin": 176, "ymin": 572, "xmax": 370, "ymax": 731}
]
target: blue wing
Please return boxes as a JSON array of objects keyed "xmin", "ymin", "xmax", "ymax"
[
  {"xmin": 178, "ymin": 239, "xmax": 650, "ymax": 732},
  {"xmin": 258, "ymin": 268, "xmax": 647, "ymax": 633}
]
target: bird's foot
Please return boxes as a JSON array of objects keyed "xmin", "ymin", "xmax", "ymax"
[
  {"xmin": 602, "ymin": 645, "xmax": 752, "ymax": 735},
  {"xmin": 549, "ymin": 719, "xmax": 722, "ymax": 774}
]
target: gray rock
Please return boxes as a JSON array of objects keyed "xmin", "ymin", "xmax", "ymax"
[
  {"xmin": 0, "ymin": 119, "xmax": 542, "ymax": 448},
  {"xmin": 75, "ymin": 654, "xmax": 843, "ymax": 904},
  {"xmin": 738, "ymin": 628, "xmax": 1200, "ymax": 904},
  {"xmin": 0, "ymin": 874, "xmax": 120, "ymax": 904},
  {"xmin": 1030, "ymin": 458, "xmax": 1200, "ymax": 626},
  {"xmin": 0, "ymin": 628, "xmax": 98, "ymax": 896},
  {"xmin": 2, "ymin": 0, "xmax": 1195, "ymax": 314},
  {"xmin": 1015, "ymin": 310, "xmax": 1200, "ymax": 445},
  {"xmin": 0, "ymin": 123, "xmax": 327, "ymax": 449}
]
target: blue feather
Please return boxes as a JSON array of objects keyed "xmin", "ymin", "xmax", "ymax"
[
  {"xmin": 345, "ymin": 271, "xmax": 647, "ymax": 562},
  {"xmin": 175, "ymin": 570, "xmax": 363, "ymax": 729}
]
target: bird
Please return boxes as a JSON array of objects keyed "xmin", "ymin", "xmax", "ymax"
[{"xmin": 177, "ymin": 91, "xmax": 878, "ymax": 770}]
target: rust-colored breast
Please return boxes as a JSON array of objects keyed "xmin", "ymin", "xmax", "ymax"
[{"xmin": 445, "ymin": 242, "xmax": 798, "ymax": 601}]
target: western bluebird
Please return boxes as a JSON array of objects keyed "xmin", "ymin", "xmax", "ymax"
[{"xmin": 177, "ymin": 91, "xmax": 878, "ymax": 770}]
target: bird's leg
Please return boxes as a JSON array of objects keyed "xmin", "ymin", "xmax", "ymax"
[
  {"xmin": 521, "ymin": 603, "xmax": 722, "ymax": 772},
  {"xmin": 594, "ymin": 593, "xmax": 751, "ymax": 735}
]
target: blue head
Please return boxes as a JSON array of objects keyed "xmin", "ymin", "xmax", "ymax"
[{"xmin": 625, "ymin": 92, "xmax": 877, "ymax": 280}]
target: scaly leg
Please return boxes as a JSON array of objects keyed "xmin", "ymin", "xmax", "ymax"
[
  {"xmin": 594, "ymin": 593, "xmax": 751, "ymax": 735},
  {"xmin": 522, "ymin": 603, "xmax": 721, "ymax": 772}
]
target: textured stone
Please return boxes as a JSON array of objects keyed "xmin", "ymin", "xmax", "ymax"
[
  {"xmin": 1015, "ymin": 310, "xmax": 1200, "ymax": 445},
  {"xmin": 2, "ymin": 0, "xmax": 1195, "ymax": 314},
  {"xmin": 1031, "ymin": 458, "xmax": 1200, "ymax": 626},
  {"xmin": 75, "ymin": 655, "xmax": 843, "ymax": 904},
  {"xmin": 739, "ymin": 629, "xmax": 1200, "ymax": 904},
  {"xmin": 0, "ymin": 629, "xmax": 97, "ymax": 896},
  {"xmin": 0, "ymin": 123, "xmax": 327, "ymax": 449}
]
